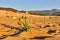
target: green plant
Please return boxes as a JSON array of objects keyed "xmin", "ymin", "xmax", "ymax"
[{"xmin": 18, "ymin": 15, "xmax": 31, "ymax": 31}]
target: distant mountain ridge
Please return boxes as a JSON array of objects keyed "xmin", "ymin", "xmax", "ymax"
[
  {"xmin": 0, "ymin": 7, "xmax": 60, "ymax": 16},
  {"xmin": 29, "ymin": 9, "xmax": 60, "ymax": 16}
]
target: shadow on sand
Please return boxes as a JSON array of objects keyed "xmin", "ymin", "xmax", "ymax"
[{"xmin": 0, "ymin": 23, "xmax": 26, "ymax": 39}]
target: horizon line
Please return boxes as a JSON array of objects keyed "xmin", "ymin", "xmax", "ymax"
[{"xmin": 0, "ymin": 7, "xmax": 60, "ymax": 11}]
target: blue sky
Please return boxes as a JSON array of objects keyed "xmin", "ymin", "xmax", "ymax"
[{"xmin": 0, "ymin": 0, "xmax": 60, "ymax": 10}]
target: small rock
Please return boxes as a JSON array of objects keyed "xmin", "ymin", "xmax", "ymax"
[
  {"xmin": 44, "ymin": 25, "xmax": 51, "ymax": 28},
  {"xmin": 47, "ymin": 29, "xmax": 56, "ymax": 34}
]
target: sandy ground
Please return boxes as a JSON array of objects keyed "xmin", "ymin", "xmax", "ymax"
[{"xmin": 0, "ymin": 13, "xmax": 60, "ymax": 40}]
